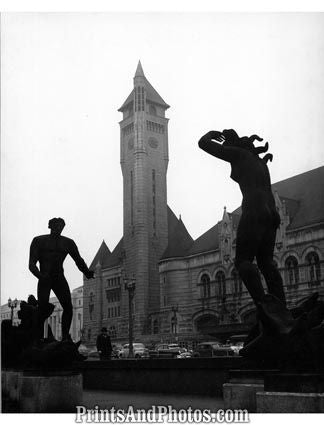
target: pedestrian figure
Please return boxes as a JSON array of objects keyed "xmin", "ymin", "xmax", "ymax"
[{"xmin": 96, "ymin": 327, "xmax": 112, "ymax": 360}]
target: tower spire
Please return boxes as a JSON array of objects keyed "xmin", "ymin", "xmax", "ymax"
[{"xmin": 135, "ymin": 60, "xmax": 145, "ymax": 78}]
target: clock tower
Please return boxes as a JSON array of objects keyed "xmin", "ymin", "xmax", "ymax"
[{"xmin": 118, "ymin": 62, "xmax": 169, "ymax": 334}]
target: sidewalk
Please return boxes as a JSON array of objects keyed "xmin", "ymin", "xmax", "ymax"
[{"xmin": 83, "ymin": 390, "xmax": 224, "ymax": 411}]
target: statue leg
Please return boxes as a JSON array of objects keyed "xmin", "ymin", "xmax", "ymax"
[
  {"xmin": 256, "ymin": 224, "xmax": 286, "ymax": 306},
  {"xmin": 37, "ymin": 278, "xmax": 52, "ymax": 340},
  {"xmin": 235, "ymin": 218, "xmax": 265, "ymax": 303},
  {"xmin": 52, "ymin": 276, "xmax": 73, "ymax": 340}
]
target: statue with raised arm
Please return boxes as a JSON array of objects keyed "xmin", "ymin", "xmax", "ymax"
[
  {"xmin": 29, "ymin": 217, "xmax": 94, "ymax": 341},
  {"xmin": 198, "ymin": 130, "xmax": 324, "ymax": 369},
  {"xmin": 198, "ymin": 129, "xmax": 286, "ymax": 306}
]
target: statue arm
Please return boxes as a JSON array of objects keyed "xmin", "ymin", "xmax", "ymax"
[
  {"xmin": 69, "ymin": 240, "xmax": 94, "ymax": 279},
  {"xmin": 248, "ymin": 134, "xmax": 263, "ymax": 143},
  {"xmin": 198, "ymin": 131, "xmax": 242, "ymax": 163},
  {"xmin": 254, "ymin": 142, "xmax": 269, "ymax": 154},
  {"xmin": 262, "ymin": 153, "xmax": 273, "ymax": 163},
  {"xmin": 28, "ymin": 238, "xmax": 43, "ymax": 279}
]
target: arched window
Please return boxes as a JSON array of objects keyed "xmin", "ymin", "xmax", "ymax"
[
  {"xmin": 109, "ymin": 326, "xmax": 117, "ymax": 338},
  {"xmin": 153, "ymin": 319, "xmax": 159, "ymax": 334},
  {"xmin": 285, "ymin": 256, "xmax": 299, "ymax": 286},
  {"xmin": 231, "ymin": 269, "xmax": 242, "ymax": 297},
  {"xmin": 215, "ymin": 271, "xmax": 226, "ymax": 299},
  {"xmin": 306, "ymin": 252, "xmax": 321, "ymax": 284},
  {"xmin": 200, "ymin": 274, "xmax": 211, "ymax": 298}
]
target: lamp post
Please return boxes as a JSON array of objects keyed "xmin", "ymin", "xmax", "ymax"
[
  {"xmin": 124, "ymin": 275, "xmax": 136, "ymax": 358},
  {"xmin": 171, "ymin": 304, "xmax": 178, "ymax": 341},
  {"xmin": 8, "ymin": 298, "xmax": 18, "ymax": 325}
]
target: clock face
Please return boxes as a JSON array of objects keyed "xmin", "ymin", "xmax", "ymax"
[
  {"xmin": 148, "ymin": 137, "xmax": 159, "ymax": 149},
  {"xmin": 128, "ymin": 137, "xmax": 134, "ymax": 150}
]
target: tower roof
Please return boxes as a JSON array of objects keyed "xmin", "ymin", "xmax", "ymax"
[
  {"xmin": 118, "ymin": 62, "xmax": 170, "ymax": 112},
  {"xmin": 271, "ymin": 166, "xmax": 324, "ymax": 229},
  {"xmin": 89, "ymin": 240, "xmax": 111, "ymax": 269},
  {"xmin": 134, "ymin": 60, "xmax": 145, "ymax": 78},
  {"xmin": 160, "ymin": 207, "xmax": 194, "ymax": 259},
  {"xmin": 101, "ymin": 237, "xmax": 124, "ymax": 269},
  {"xmin": 188, "ymin": 222, "xmax": 221, "ymax": 256}
]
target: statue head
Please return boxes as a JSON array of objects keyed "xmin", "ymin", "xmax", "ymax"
[
  {"xmin": 222, "ymin": 129, "xmax": 267, "ymax": 157},
  {"xmin": 27, "ymin": 294, "xmax": 38, "ymax": 306},
  {"xmin": 48, "ymin": 217, "xmax": 65, "ymax": 235},
  {"xmin": 222, "ymin": 129, "xmax": 240, "ymax": 147}
]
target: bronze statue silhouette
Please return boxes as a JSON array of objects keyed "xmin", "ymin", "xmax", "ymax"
[
  {"xmin": 198, "ymin": 130, "xmax": 324, "ymax": 369},
  {"xmin": 2, "ymin": 293, "xmax": 87, "ymax": 370},
  {"xmin": 198, "ymin": 129, "xmax": 286, "ymax": 306},
  {"xmin": 29, "ymin": 217, "xmax": 94, "ymax": 341}
]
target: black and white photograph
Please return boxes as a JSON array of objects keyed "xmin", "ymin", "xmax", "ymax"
[{"xmin": 1, "ymin": 8, "xmax": 324, "ymax": 420}]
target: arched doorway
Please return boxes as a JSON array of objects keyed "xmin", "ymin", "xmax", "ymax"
[{"xmin": 195, "ymin": 314, "xmax": 219, "ymax": 335}]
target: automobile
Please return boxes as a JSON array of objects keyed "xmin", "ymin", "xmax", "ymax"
[
  {"xmin": 112, "ymin": 344, "xmax": 123, "ymax": 358},
  {"xmin": 149, "ymin": 343, "xmax": 183, "ymax": 359},
  {"xmin": 176, "ymin": 349, "xmax": 193, "ymax": 359},
  {"xmin": 226, "ymin": 335, "xmax": 247, "ymax": 355},
  {"xmin": 78, "ymin": 343, "xmax": 90, "ymax": 358},
  {"xmin": 86, "ymin": 349, "xmax": 100, "ymax": 360},
  {"xmin": 119, "ymin": 343, "xmax": 149, "ymax": 358},
  {"xmin": 192, "ymin": 342, "xmax": 236, "ymax": 358}
]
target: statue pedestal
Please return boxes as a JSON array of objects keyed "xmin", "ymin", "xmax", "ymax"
[
  {"xmin": 2, "ymin": 369, "xmax": 22, "ymax": 404},
  {"xmin": 256, "ymin": 391, "xmax": 324, "ymax": 413},
  {"xmin": 256, "ymin": 372, "xmax": 324, "ymax": 413},
  {"xmin": 223, "ymin": 369, "xmax": 278, "ymax": 413},
  {"xmin": 223, "ymin": 383, "xmax": 264, "ymax": 412},
  {"xmin": 19, "ymin": 370, "xmax": 83, "ymax": 413}
]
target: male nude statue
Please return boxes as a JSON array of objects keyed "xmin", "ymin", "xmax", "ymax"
[
  {"xmin": 198, "ymin": 129, "xmax": 286, "ymax": 306},
  {"xmin": 29, "ymin": 217, "xmax": 94, "ymax": 340}
]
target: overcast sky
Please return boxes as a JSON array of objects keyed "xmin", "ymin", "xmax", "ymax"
[{"xmin": 1, "ymin": 12, "xmax": 324, "ymax": 303}]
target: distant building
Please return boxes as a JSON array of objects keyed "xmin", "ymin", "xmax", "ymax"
[
  {"xmin": 1, "ymin": 288, "xmax": 83, "ymax": 341},
  {"xmin": 47, "ymin": 286, "xmax": 83, "ymax": 341},
  {"xmin": 47, "ymin": 296, "xmax": 62, "ymax": 340},
  {"xmin": 83, "ymin": 62, "xmax": 324, "ymax": 348},
  {"xmin": 1, "ymin": 301, "xmax": 21, "ymax": 326},
  {"xmin": 71, "ymin": 286, "xmax": 84, "ymax": 341}
]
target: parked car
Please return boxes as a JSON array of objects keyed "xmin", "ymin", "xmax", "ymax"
[
  {"xmin": 149, "ymin": 343, "xmax": 182, "ymax": 359},
  {"xmin": 176, "ymin": 349, "xmax": 193, "ymax": 359},
  {"xmin": 227, "ymin": 335, "xmax": 247, "ymax": 355},
  {"xmin": 78, "ymin": 343, "xmax": 90, "ymax": 358},
  {"xmin": 193, "ymin": 342, "xmax": 236, "ymax": 358},
  {"xmin": 86, "ymin": 349, "xmax": 100, "ymax": 360},
  {"xmin": 119, "ymin": 343, "xmax": 149, "ymax": 358},
  {"xmin": 112, "ymin": 344, "xmax": 123, "ymax": 358}
]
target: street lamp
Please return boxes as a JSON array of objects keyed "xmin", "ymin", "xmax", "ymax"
[
  {"xmin": 171, "ymin": 304, "xmax": 178, "ymax": 340},
  {"xmin": 124, "ymin": 275, "xmax": 136, "ymax": 358},
  {"xmin": 8, "ymin": 298, "xmax": 18, "ymax": 325}
]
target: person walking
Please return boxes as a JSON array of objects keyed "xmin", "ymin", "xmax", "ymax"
[{"xmin": 96, "ymin": 327, "xmax": 112, "ymax": 360}]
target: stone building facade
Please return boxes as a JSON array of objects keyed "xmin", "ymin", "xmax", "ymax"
[
  {"xmin": 156, "ymin": 171, "xmax": 324, "ymax": 345},
  {"xmin": 83, "ymin": 62, "xmax": 324, "ymax": 348},
  {"xmin": 1, "ymin": 288, "xmax": 83, "ymax": 342},
  {"xmin": 1, "ymin": 301, "xmax": 21, "ymax": 327}
]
